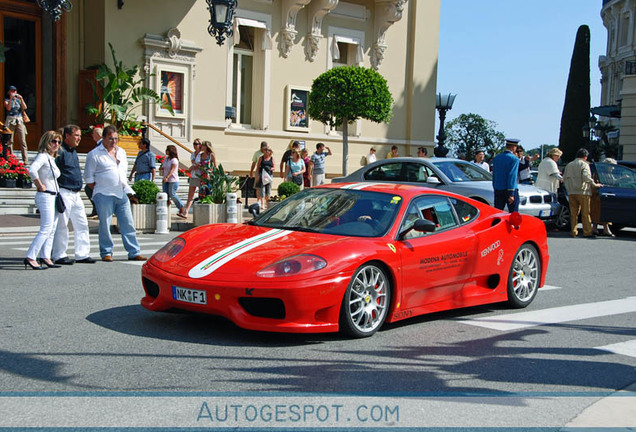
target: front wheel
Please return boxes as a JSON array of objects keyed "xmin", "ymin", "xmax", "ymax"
[
  {"xmin": 507, "ymin": 244, "xmax": 540, "ymax": 308},
  {"xmin": 339, "ymin": 263, "xmax": 391, "ymax": 338},
  {"xmin": 555, "ymin": 204, "xmax": 570, "ymax": 231}
]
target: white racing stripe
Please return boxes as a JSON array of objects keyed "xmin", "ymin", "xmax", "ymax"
[
  {"xmin": 459, "ymin": 297, "xmax": 636, "ymax": 331},
  {"xmin": 189, "ymin": 229, "xmax": 291, "ymax": 279},
  {"xmin": 595, "ymin": 339, "xmax": 636, "ymax": 358}
]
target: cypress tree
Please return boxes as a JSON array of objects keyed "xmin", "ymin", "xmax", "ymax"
[{"xmin": 558, "ymin": 25, "xmax": 591, "ymax": 163}]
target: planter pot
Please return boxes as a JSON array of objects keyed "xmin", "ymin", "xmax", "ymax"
[
  {"xmin": 16, "ymin": 177, "xmax": 32, "ymax": 188},
  {"xmin": 131, "ymin": 203, "xmax": 165, "ymax": 233},
  {"xmin": 193, "ymin": 203, "xmax": 226, "ymax": 226},
  {"xmin": 0, "ymin": 178, "xmax": 17, "ymax": 188},
  {"xmin": 193, "ymin": 202, "xmax": 243, "ymax": 226}
]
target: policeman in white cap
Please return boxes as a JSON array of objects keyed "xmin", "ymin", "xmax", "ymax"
[{"xmin": 492, "ymin": 138, "xmax": 520, "ymax": 212}]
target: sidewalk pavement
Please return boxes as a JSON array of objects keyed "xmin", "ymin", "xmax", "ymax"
[{"xmin": 0, "ymin": 213, "xmax": 193, "ymax": 235}]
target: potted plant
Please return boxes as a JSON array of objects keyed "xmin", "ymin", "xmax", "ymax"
[
  {"xmin": 0, "ymin": 154, "xmax": 20, "ymax": 188},
  {"xmin": 276, "ymin": 181, "xmax": 301, "ymax": 202},
  {"xmin": 16, "ymin": 165, "xmax": 32, "ymax": 188},
  {"xmin": 85, "ymin": 43, "xmax": 173, "ymax": 154},
  {"xmin": 130, "ymin": 179, "xmax": 162, "ymax": 233},
  {"xmin": 193, "ymin": 163, "xmax": 240, "ymax": 226}
]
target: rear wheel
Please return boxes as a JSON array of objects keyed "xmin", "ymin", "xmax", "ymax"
[
  {"xmin": 339, "ymin": 263, "xmax": 391, "ymax": 338},
  {"xmin": 507, "ymin": 244, "xmax": 540, "ymax": 308}
]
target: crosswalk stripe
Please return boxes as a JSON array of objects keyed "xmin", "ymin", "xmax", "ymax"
[
  {"xmin": 595, "ymin": 339, "xmax": 636, "ymax": 358},
  {"xmin": 458, "ymin": 297, "xmax": 636, "ymax": 331},
  {"xmin": 540, "ymin": 285, "xmax": 562, "ymax": 291},
  {"xmin": 0, "ymin": 236, "xmax": 154, "ymax": 246}
]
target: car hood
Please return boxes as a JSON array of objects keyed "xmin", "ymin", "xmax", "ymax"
[
  {"xmin": 157, "ymin": 223, "xmax": 353, "ymax": 281},
  {"xmin": 518, "ymin": 184, "xmax": 550, "ymax": 196}
]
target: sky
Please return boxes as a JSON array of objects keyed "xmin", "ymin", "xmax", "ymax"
[{"xmin": 436, "ymin": 0, "xmax": 608, "ymax": 151}]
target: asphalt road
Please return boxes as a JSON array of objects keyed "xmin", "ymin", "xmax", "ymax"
[{"xmin": 1, "ymin": 228, "xmax": 635, "ymax": 430}]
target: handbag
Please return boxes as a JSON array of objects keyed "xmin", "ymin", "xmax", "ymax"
[
  {"xmin": 21, "ymin": 110, "xmax": 30, "ymax": 124},
  {"xmin": 55, "ymin": 193, "xmax": 66, "ymax": 213},
  {"xmin": 261, "ymin": 169, "xmax": 273, "ymax": 185},
  {"xmin": 292, "ymin": 174, "xmax": 303, "ymax": 185},
  {"xmin": 48, "ymin": 159, "xmax": 66, "ymax": 213}
]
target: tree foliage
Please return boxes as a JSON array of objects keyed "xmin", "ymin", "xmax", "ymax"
[
  {"xmin": 558, "ymin": 25, "xmax": 591, "ymax": 163},
  {"xmin": 445, "ymin": 113, "xmax": 505, "ymax": 161},
  {"xmin": 308, "ymin": 66, "xmax": 393, "ymax": 175}
]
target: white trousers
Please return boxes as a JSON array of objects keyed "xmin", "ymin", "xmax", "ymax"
[
  {"xmin": 25, "ymin": 192, "xmax": 58, "ymax": 260},
  {"xmin": 52, "ymin": 188, "xmax": 91, "ymax": 260}
]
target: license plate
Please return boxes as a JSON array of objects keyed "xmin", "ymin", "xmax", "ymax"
[
  {"xmin": 172, "ymin": 286, "xmax": 207, "ymax": 305},
  {"xmin": 539, "ymin": 209, "xmax": 552, "ymax": 217}
]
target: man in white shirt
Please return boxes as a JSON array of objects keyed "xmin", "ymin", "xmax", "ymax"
[
  {"xmin": 473, "ymin": 149, "xmax": 490, "ymax": 172},
  {"xmin": 84, "ymin": 126, "xmax": 146, "ymax": 262}
]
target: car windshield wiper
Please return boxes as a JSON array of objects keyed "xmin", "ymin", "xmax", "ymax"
[{"xmin": 280, "ymin": 225, "xmax": 319, "ymax": 233}]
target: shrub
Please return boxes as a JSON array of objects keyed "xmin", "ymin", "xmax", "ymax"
[
  {"xmin": 131, "ymin": 179, "xmax": 160, "ymax": 204},
  {"xmin": 277, "ymin": 181, "xmax": 300, "ymax": 198}
]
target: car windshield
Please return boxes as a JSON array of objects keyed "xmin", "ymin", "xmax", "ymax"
[
  {"xmin": 432, "ymin": 160, "xmax": 492, "ymax": 182},
  {"xmin": 249, "ymin": 188, "xmax": 402, "ymax": 237}
]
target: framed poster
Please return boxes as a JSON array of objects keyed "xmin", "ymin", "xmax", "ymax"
[
  {"xmin": 157, "ymin": 67, "xmax": 186, "ymax": 118},
  {"xmin": 285, "ymin": 85, "xmax": 310, "ymax": 132}
]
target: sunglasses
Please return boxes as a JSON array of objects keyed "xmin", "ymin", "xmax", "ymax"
[{"xmin": 50, "ymin": 139, "xmax": 61, "ymax": 144}]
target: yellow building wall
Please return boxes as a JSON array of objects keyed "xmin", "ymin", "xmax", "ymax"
[{"xmin": 65, "ymin": 0, "xmax": 440, "ymax": 176}]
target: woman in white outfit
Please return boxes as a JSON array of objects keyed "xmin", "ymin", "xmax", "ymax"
[
  {"xmin": 535, "ymin": 148, "xmax": 563, "ymax": 194},
  {"xmin": 24, "ymin": 131, "xmax": 63, "ymax": 270}
]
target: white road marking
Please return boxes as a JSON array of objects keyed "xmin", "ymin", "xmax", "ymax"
[
  {"xmin": 595, "ymin": 339, "xmax": 636, "ymax": 358},
  {"xmin": 540, "ymin": 285, "xmax": 562, "ymax": 291},
  {"xmin": 459, "ymin": 297, "xmax": 636, "ymax": 331}
]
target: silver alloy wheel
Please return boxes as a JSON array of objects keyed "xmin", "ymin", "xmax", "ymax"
[
  {"xmin": 509, "ymin": 244, "xmax": 540, "ymax": 307},
  {"xmin": 343, "ymin": 264, "xmax": 389, "ymax": 336}
]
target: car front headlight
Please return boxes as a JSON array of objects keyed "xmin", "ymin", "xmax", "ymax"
[
  {"xmin": 256, "ymin": 254, "xmax": 327, "ymax": 278},
  {"xmin": 152, "ymin": 237, "xmax": 186, "ymax": 263}
]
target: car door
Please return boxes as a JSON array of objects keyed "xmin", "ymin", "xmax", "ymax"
[
  {"xmin": 397, "ymin": 195, "xmax": 477, "ymax": 311},
  {"xmin": 596, "ymin": 163, "xmax": 636, "ymax": 226}
]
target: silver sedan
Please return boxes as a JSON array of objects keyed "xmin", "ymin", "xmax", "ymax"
[{"xmin": 333, "ymin": 157, "xmax": 560, "ymax": 220}]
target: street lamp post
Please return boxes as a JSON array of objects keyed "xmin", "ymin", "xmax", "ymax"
[
  {"xmin": 434, "ymin": 93, "xmax": 456, "ymax": 157},
  {"xmin": 36, "ymin": 0, "xmax": 72, "ymax": 21},
  {"xmin": 582, "ymin": 114, "xmax": 598, "ymax": 160},
  {"xmin": 206, "ymin": 0, "xmax": 237, "ymax": 46}
]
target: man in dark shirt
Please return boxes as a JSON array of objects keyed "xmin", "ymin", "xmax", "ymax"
[{"xmin": 51, "ymin": 124, "xmax": 95, "ymax": 264}]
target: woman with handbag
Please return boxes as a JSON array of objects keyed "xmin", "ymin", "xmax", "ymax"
[
  {"xmin": 286, "ymin": 149, "xmax": 306, "ymax": 189},
  {"xmin": 24, "ymin": 131, "xmax": 63, "ymax": 270},
  {"xmin": 255, "ymin": 147, "xmax": 275, "ymax": 209},
  {"xmin": 3, "ymin": 85, "xmax": 28, "ymax": 163}
]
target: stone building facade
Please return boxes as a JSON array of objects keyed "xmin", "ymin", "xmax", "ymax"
[{"xmin": 1, "ymin": 0, "xmax": 440, "ymax": 176}]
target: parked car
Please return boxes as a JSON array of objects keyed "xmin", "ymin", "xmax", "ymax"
[
  {"xmin": 333, "ymin": 157, "xmax": 560, "ymax": 221},
  {"xmin": 555, "ymin": 162, "xmax": 636, "ymax": 231},
  {"xmin": 141, "ymin": 183, "xmax": 549, "ymax": 338}
]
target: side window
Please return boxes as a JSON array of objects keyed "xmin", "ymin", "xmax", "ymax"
[
  {"xmin": 400, "ymin": 196, "xmax": 459, "ymax": 239},
  {"xmin": 404, "ymin": 163, "xmax": 435, "ymax": 183},
  {"xmin": 364, "ymin": 163, "xmax": 403, "ymax": 181},
  {"xmin": 450, "ymin": 197, "xmax": 479, "ymax": 224},
  {"xmin": 597, "ymin": 163, "xmax": 636, "ymax": 189}
]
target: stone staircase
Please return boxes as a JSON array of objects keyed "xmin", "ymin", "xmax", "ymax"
[{"xmin": 0, "ymin": 152, "xmax": 191, "ymax": 215}]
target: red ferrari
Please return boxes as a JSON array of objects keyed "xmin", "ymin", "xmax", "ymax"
[{"xmin": 141, "ymin": 183, "xmax": 549, "ymax": 338}]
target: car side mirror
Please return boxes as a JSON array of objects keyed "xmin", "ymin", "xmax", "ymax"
[
  {"xmin": 426, "ymin": 177, "xmax": 441, "ymax": 185},
  {"xmin": 398, "ymin": 218, "xmax": 436, "ymax": 240}
]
